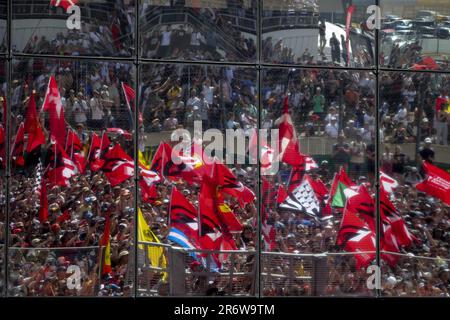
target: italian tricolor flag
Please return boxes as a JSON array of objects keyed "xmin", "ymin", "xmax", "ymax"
[{"xmin": 328, "ymin": 167, "xmax": 357, "ymax": 208}]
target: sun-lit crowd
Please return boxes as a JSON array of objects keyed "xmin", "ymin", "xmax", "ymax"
[{"xmin": 0, "ymin": 1, "xmax": 448, "ymax": 298}]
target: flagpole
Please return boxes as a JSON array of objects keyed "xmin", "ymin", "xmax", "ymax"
[
  {"xmin": 64, "ymin": 128, "xmax": 69, "ymax": 152},
  {"xmin": 70, "ymin": 130, "xmax": 75, "ymax": 159},
  {"xmin": 286, "ymin": 166, "xmax": 294, "ymax": 189},
  {"xmin": 9, "ymin": 123, "xmax": 21, "ymax": 158},
  {"xmin": 197, "ymin": 192, "xmax": 202, "ymax": 239},
  {"xmin": 99, "ymin": 130, "xmax": 105, "ymax": 153},
  {"xmin": 161, "ymin": 142, "xmax": 165, "ymax": 181},
  {"xmin": 168, "ymin": 185, "xmax": 173, "ymax": 227},
  {"xmin": 86, "ymin": 131, "xmax": 95, "ymax": 167},
  {"xmin": 121, "ymin": 82, "xmax": 134, "ymax": 128}
]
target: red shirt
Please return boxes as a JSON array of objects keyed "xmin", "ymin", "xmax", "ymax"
[{"xmin": 435, "ymin": 96, "xmax": 448, "ymax": 113}]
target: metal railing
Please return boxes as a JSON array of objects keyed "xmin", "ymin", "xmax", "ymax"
[
  {"xmin": 7, "ymin": 246, "xmax": 101, "ymax": 297},
  {"xmin": 137, "ymin": 241, "xmax": 256, "ymax": 296},
  {"xmin": 262, "ymin": 251, "xmax": 378, "ymax": 297},
  {"xmin": 140, "ymin": 5, "xmax": 319, "ymax": 35}
]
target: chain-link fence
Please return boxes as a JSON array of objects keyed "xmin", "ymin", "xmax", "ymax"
[
  {"xmin": 137, "ymin": 241, "xmax": 256, "ymax": 296},
  {"xmin": 262, "ymin": 251, "xmax": 377, "ymax": 297},
  {"xmin": 381, "ymin": 251, "xmax": 450, "ymax": 297},
  {"xmin": 7, "ymin": 246, "xmax": 100, "ymax": 297}
]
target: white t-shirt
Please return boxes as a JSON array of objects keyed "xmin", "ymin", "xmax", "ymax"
[
  {"xmin": 394, "ymin": 107, "xmax": 408, "ymax": 126},
  {"xmin": 325, "ymin": 123, "xmax": 339, "ymax": 138},
  {"xmin": 190, "ymin": 32, "xmax": 201, "ymax": 46},
  {"xmin": 90, "ymin": 98, "xmax": 104, "ymax": 120},
  {"xmin": 161, "ymin": 31, "xmax": 172, "ymax": 46},
  {"xmin": 202, "ymin": 85, "xmax": 214, "ymax": 104},
  {"xmin": 73, "ymin": 100, "xmax": 88, "ymax": 123}
]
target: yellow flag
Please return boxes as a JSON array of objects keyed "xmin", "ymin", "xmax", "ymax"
[
  {"xmin": 138, "ymin": 208, "xmax": 167, "ymax": 280},
  {"xmin": 138, "ymin": 149, "xmax": 149, "ymax": 169}
]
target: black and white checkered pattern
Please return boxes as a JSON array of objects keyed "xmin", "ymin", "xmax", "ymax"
[
  {"xmin": 279, "ymin": 178, "xmax": 320, "ymax": 218},
  {"xmin": 32, "ymin": 162, "xmax": 43, "ymax": 197}
]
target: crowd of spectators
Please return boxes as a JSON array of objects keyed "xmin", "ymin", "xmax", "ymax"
[
  {"xmin": 18, "ymin": 0, "xmax": 134, "ymax": 57},
  {"xmin": 2, "ymin": 55, "xmax": 449, "ymax": 297},
  {"xmin": 140, "ymin": 4, "xmax": 256, "ymax": 61},
  {"xmin": 0, "ymin": 1, "xmax": 448, "ymax": 298},
  {"xmin": 380, "ymin": 72, "xmax": 450, "ymax": 146},
  {"xmin": 260, "ymin": 68, "xmax": 449, "ymax": 297}
]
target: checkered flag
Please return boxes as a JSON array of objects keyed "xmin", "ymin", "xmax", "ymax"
[
  {"xmin": 279, "ymin": 176, "xmax": 320, "ymax": 219},
  {"xmin": 32, "ymin": 161, "xmax": 44, "ymax": 198}
]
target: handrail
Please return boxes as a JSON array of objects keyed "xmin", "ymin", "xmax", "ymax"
[
  {"xmin": 138, "ymin": 243, "xmax": 450, "ymax": 263},
  {"xmin": 140, "ymin": 6, "xmax": 319, "ymax": 35},
  {"xmin": 8, "ymin": 246, "xmax": 100, "ymax": 250},
  {"xmin": 138, "ymin": 241, "xmax": 256, "ymax": 255},
  {"xmin": 184, "ymin": 7, "xmax": 248, "ymax": 60}
]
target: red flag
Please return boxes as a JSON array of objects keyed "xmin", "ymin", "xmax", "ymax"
[
  {"xmin": 121, "ymin": 82, "xmax": 143, "ymax": 126},
  {"xmin": 199, "ymin": 177, "xmax": 234, "ymax": 269},
  {"xmin": 380, "ymin": 224, "xmax": 401, "ymax": 267},
  {"xmin": 303, "ymin": 155, "xmax": 319, "ymax": 171},
  {"xmin": 111, "ymin": 20, "xmax": 122, "ymax": 50},
  {"xmin": 66, "ymin": 129, "xmax": 86, "ymax": 173},
  {"xmin": 261, "ymin": 222, "xmax": 276, "ymax": 251},
  {"xmin": 339, "ymin": 166, "xmax": 356, "ymax": 187},
  {"xmin": 106, "ymin": 128, "xmax": 133, "ymax": 141},
  {"xmin": 169, "ymin": 186, "xmax": 201, "ymax": 246},
  {"xmin": 139, "ymin": 167, "xmax": 160, "ymax": 203},
  {"xmin": 281, "ymin": 140, "xmax": 302, "ymax": 166},
  {"xmin": 288, "ymin": 168, "xmax": 303, "ymax": 192},
  {"xmin": 276, "ymin": 184, "xmax": 288, "ymax": 204},
  {"xmin": 248, "ymin": 129, "xmax": 275, "ymax": 174},
  {"xmin": 345, "ymin": 5, "xmax": 356, "ymax": 65},
  {"xmin": 42, "ymin": 76, "xmax": 66, "ymax": 147},
  {"xmin": 380, "ymin": 171, "xmax": 399, "ymax": 193},
  {"xmin": 307, "ymin": 175, "xmax": 329, "ymax": 201},
  {"xmin": 65, "ymin": 129, "xmax": 81, "ymax": 154},
  {"xmin": 346, "ymin": 185, "xmax": 376, "ymax": 228},
  {"xmin": 416, "ymin": 162, "xmax": 450, "ymax": 205},
  {"xmin": 276, "ymin": 96, "xmax": 302, "ymax": 166},
  {"xmin": 24, "ymin": 93, "xmax": 46, "ymax": 153},
  {"xmin": 87, "ymin": 132, "xmax": 110, "ymax": 172},
  {"xmin": 199, "ymin": 176, "xmax": 223, "ymax": 238},
  {"xmin": 46, "ymin": 138, "xmax": 77, "ymax": 187},
  {"xmin": 100, "ymin": 210, "xmax": 112, "ymax": 275},
  {"xmin": 380, "ymin": 187, "xmax": 418, "ymax": 248},
  {"xmin": 261, "ymin": 177, "xmax": 277, "ymax": 251},
  {"xmin": 57, "ymin": 209, "xmax": 71, "ymax": 224},
  {"xmin": 39, "ymin": 178, "xmax": 48, "ymax": 223},
  {"xmin": 337, "ymin": 194, "xmax": 376, "ymax": 269},
  {"xmin": 212, "ymin": 162, "xmax": 255, "ymax": 206},
  {"xmin": 102, "ymin": 144, "xmax": 134, "ymax": 187},
  {"xmin": 328, "ymin": 172, "xmax": 340, "ymax": 203},
  {"xmin": 50, "ymin": 0, "xmax": 78, "ymax": 11},
  {"xmin": 150, "ymin": 142, "xmax": 173, "ymax": 179},
  {"xmin": 150, "ymin": 142, "xmax": 191, "ymax": 182},
  {"xmin": 412, "ymin": 56, "xmax": 440, "ymax": 71},
  {"xmin": 216, "ymin": 191, "xmax": 243, "ymax": 233},
  {"xmin": 11, "ymin": 123, "xmax": 25, "ymax": 167}
]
